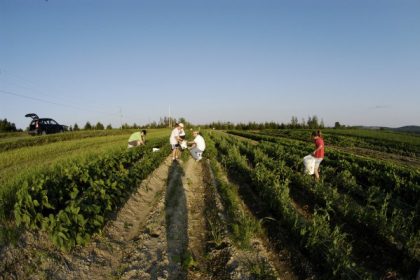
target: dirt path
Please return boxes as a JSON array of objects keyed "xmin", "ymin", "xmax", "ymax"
[
  {"xmin": 1, "ymin": 155, "xmax": 213, "ymax": 280},
  {"xmin": 62, "ymin": 156, "xmax": 181, "ymax": 279},
  {"xmin": 65, "ymin": 156, "xmax": 209, "ymax": 280},
  {"xmin": 182, "ymin": 158, "xmax": 209, "ymax": 279}
]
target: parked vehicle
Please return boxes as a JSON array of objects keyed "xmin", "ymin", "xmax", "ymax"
[{"xmin": 25, "ymin": 113, "xmax": 67, "ymax": 135}]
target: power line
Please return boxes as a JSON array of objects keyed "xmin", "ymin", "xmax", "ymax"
[
  {"xmin": 0, "ymin": 89, "xmax": 118, "ymax": 116},
  {"xmin": 0, "ymin": 68, "xmax": 119, "ymax": 116},
  {"xmin": 0, "ymin": 69, "xmax": 150, "ymax": 125}
]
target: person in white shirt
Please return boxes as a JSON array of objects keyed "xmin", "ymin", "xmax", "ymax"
[
  {"xmin": 179, "ymin": 128, "xmax": 187, "ymax": 149},
  {"xmin": 169, "ymin": 123, "xmax": 184, "ymax": 160},
  {"xmin": 188, "ymin": 131, "xmax": 205, "ymax": 161}
]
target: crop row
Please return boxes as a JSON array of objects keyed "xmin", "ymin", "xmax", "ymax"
[
  {"xmin": 259, "ymin": 129, "xmax": 420, "ymax": 158},
  {"xmin": 209, "ymin": 131, "xmax": 419, "ymax": 279},
  {"xmin": 12, "ymin": 138, "xmax": 170, "ymax": 250},
  {"xmin": 227, "ymin": 131, "xmax": 419, "ymax": 259},
  {"xmin": 255, "ymin": 141, "xmax": 418, "ymax": 275},
  {"xmin": 0, "ymin": 129, "xmax": 138, "ymax": 152},
  {"xmin": 207, "ymin": 132, "xmax": 372, "ymax": 279},
  {"xmin": 228, "ymin": 130, "xmax": 420, "ymax": 210}
]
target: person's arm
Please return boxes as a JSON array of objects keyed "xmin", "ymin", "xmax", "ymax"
[{"xmin": 187, "ymin": 138, "xmax": 197, "ymax": 147}]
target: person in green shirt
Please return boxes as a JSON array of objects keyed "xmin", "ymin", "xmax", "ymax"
[{"xmin": 128, "ymin": 129, "xmax": 147, "ymax": 148}]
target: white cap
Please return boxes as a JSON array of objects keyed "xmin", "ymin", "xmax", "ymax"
[{"xmin": 178, "ymin": 123, "xmax": 184, "ymax": 128}]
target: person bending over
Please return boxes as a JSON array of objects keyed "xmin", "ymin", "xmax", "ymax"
[
  {"xmin": 128, "ymin": 129, "xmax": 146, "ymax": 148},
  {"xmin": 188, "ymin": 131, "xmax": 206, "ymax": 161}
]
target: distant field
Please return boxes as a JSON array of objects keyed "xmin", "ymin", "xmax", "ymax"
[
  {"xmin": 0, "ymin": 129, "xmax": 170, "ymax": 220},
  {"xmin": 325, "ymin": 128, "xmax": 420, "ymax": 145},
  {"xmin": 259, "ymin": 128, "xmax": 420, "ymax": 158},
  {"xmin": 0, "ymin": 129, "xmax": 169, "ymax": 187},
  {"xmin": 0, "ymin": 129, "xmax": 144, "ymax": 152}
]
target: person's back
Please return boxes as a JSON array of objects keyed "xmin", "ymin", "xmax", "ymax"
[
  {"xmin": 189, "ymin": 131, "xmax": 205, "ymax": 161},
  {"xmin": 128, "ymin": 129, "xmax": 146, "ymax": 148},
  {"xmin": 194, "ymin": 134, "xmax": 206, "ymax": 151},
  {"xmin": 170, "ymin": 127, "xmax": 180, "ymax": 145}
]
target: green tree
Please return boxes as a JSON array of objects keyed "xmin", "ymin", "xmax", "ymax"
[
  {"xmin": 307, "ymin": 115, "xmax": 320, "ymax": 129},
  {"xmin": 334, "ymin": 122, "xmax": 342, "ymax": 129},
  {"xmin": 84, "ymin": 121, "xmax": 92, "ymax": 130},
  {"xmin": 0, "ymin": 118, "xmax": 17, "ymax": 132},
  {"xmin": 320, "ymin": 119, "xmax": 325, "ymax": 129},
  {"xmin": 290, "ymin": 116, "xmax": 299, "ymax": 128},
  {"xmin": 95, "ymin": 122, "xmax": 104, "ymax": 130},
  {"xmin": 73, "ymin": 123, "xmax": 80, "ymax": 131},
  {"xmin": 106, "ymin": 124, "xmax": 112, "ymax": 130}
]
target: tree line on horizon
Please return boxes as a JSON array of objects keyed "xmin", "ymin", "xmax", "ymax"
[{"xmin": 0, "ymin": 116, "xmax": 347, "ymax": 133}]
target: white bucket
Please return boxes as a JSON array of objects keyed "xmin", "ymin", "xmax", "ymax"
[
  {"xmin": 303, "ymin": 155, "xmax": 316, "ymax": 175},
  {"xmin": 180, "ymin": 140, "xmax": 188, "ymax": 150}
]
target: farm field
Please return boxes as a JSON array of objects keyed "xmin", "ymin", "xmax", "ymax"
[{"xmin": 0, "ymin": 128, "xmax": 419, "ymax": 279}]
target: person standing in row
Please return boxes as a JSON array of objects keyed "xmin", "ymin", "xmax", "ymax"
[
  {"xmin": 179, "ymin": 127, "xmax": 188, "ymax": 149},
  {"xmin": 312, "ymin": 130, "xmax": 324, "ymax": 181},
  {"xmin": 169, "ymin": 123, "xmax": 184, "ymax": 161},
  {"xmin": 127, "ymin": 129, "xmax": 147, "ymax": 148},
  {"xmin": 188, "ymin": 131, "xmax": 205, "ymax": 161}
]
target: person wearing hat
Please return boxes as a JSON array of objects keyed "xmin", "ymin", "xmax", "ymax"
[
  {"xmin": 128, "ymin": 129, "xmax": 147, "ymax": 148},
  {"xmin": 188, "ymin": 130, "xmax": 205, "ymax": 161},
  {"xmin": 169, "ymin": 123, "xmax": 184, "ymax": 160}
]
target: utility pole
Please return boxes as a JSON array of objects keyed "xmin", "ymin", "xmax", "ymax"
[
  {"xmin": 119, "ymin": 107, "xmax": 123, "ymax": 130},
  {"xmin": 169, "ymin": 104, "xmax": 171, "ymax": 128}
]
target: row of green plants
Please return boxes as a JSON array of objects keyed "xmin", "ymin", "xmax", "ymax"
[
  {"xmin": 228, "ymin": 131, "xmax": 420, "ymax": 248},
  {"xmin": 203, "ymin": 134, "xmax": 278, "ymax": 279},
  {"xmin": 0, "ymin": 129, "xmax": 138, "ymax": 152},
  {"xmin": 224, "ymin": 131, "xmax": 419, "ymax": 278},
  {"xmin": 208, "ymin": 132, "xmax": 372, "ymax": 279},
  {"xmin": 204, "ymin": 135, "xmax": 261, "ymax": 249},
  {"xmin": 253, "ymin": 140, "xmax": 419, "ymax": 276},
  {"xmin": 0, "ymin": 133, "xmax": 130, "ymax": 190},
  {"xmin": 228, "ymin": 130, "xmax": 420, "ymax": 210},
  {"xmin": 11, "ymin": 138, "xmax": 170, "ymax": 250},
  {"xmin": 259, "ymin": 129, "xmax": 420, "ymax": 157}
]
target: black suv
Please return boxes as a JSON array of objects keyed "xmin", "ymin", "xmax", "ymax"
[{"xmin": 25, "ymin": 113, "xmax": 67, "ymax": 135}]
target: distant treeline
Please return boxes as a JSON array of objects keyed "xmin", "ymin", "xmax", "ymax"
[
  {"xmin": 202, "ymin": 116, "xmax": 329, "ymax": 130},
  {"xmin": 3, "ymin": 115, "xmax": 355, "ymax": 133},
  {"xmin": 0, "ymin": 119, "xmax": 21, "ymax": 132}
]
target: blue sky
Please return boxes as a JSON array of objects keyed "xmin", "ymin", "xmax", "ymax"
[{"xmin": 1, "ymin": 0, "xmax": 419, "ymax": 129}]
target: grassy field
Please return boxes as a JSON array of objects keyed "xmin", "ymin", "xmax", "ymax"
[
  {"xmin": 259, "ymin": 128, "xmax": 420, "ymax": 158},
  {"xmin": 0, "ymin": 129, "xmax": 170, "ymax": 222},
  {"xmin": 0, "ymin": 129, "xmax": 170, "ymax": 187}
]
